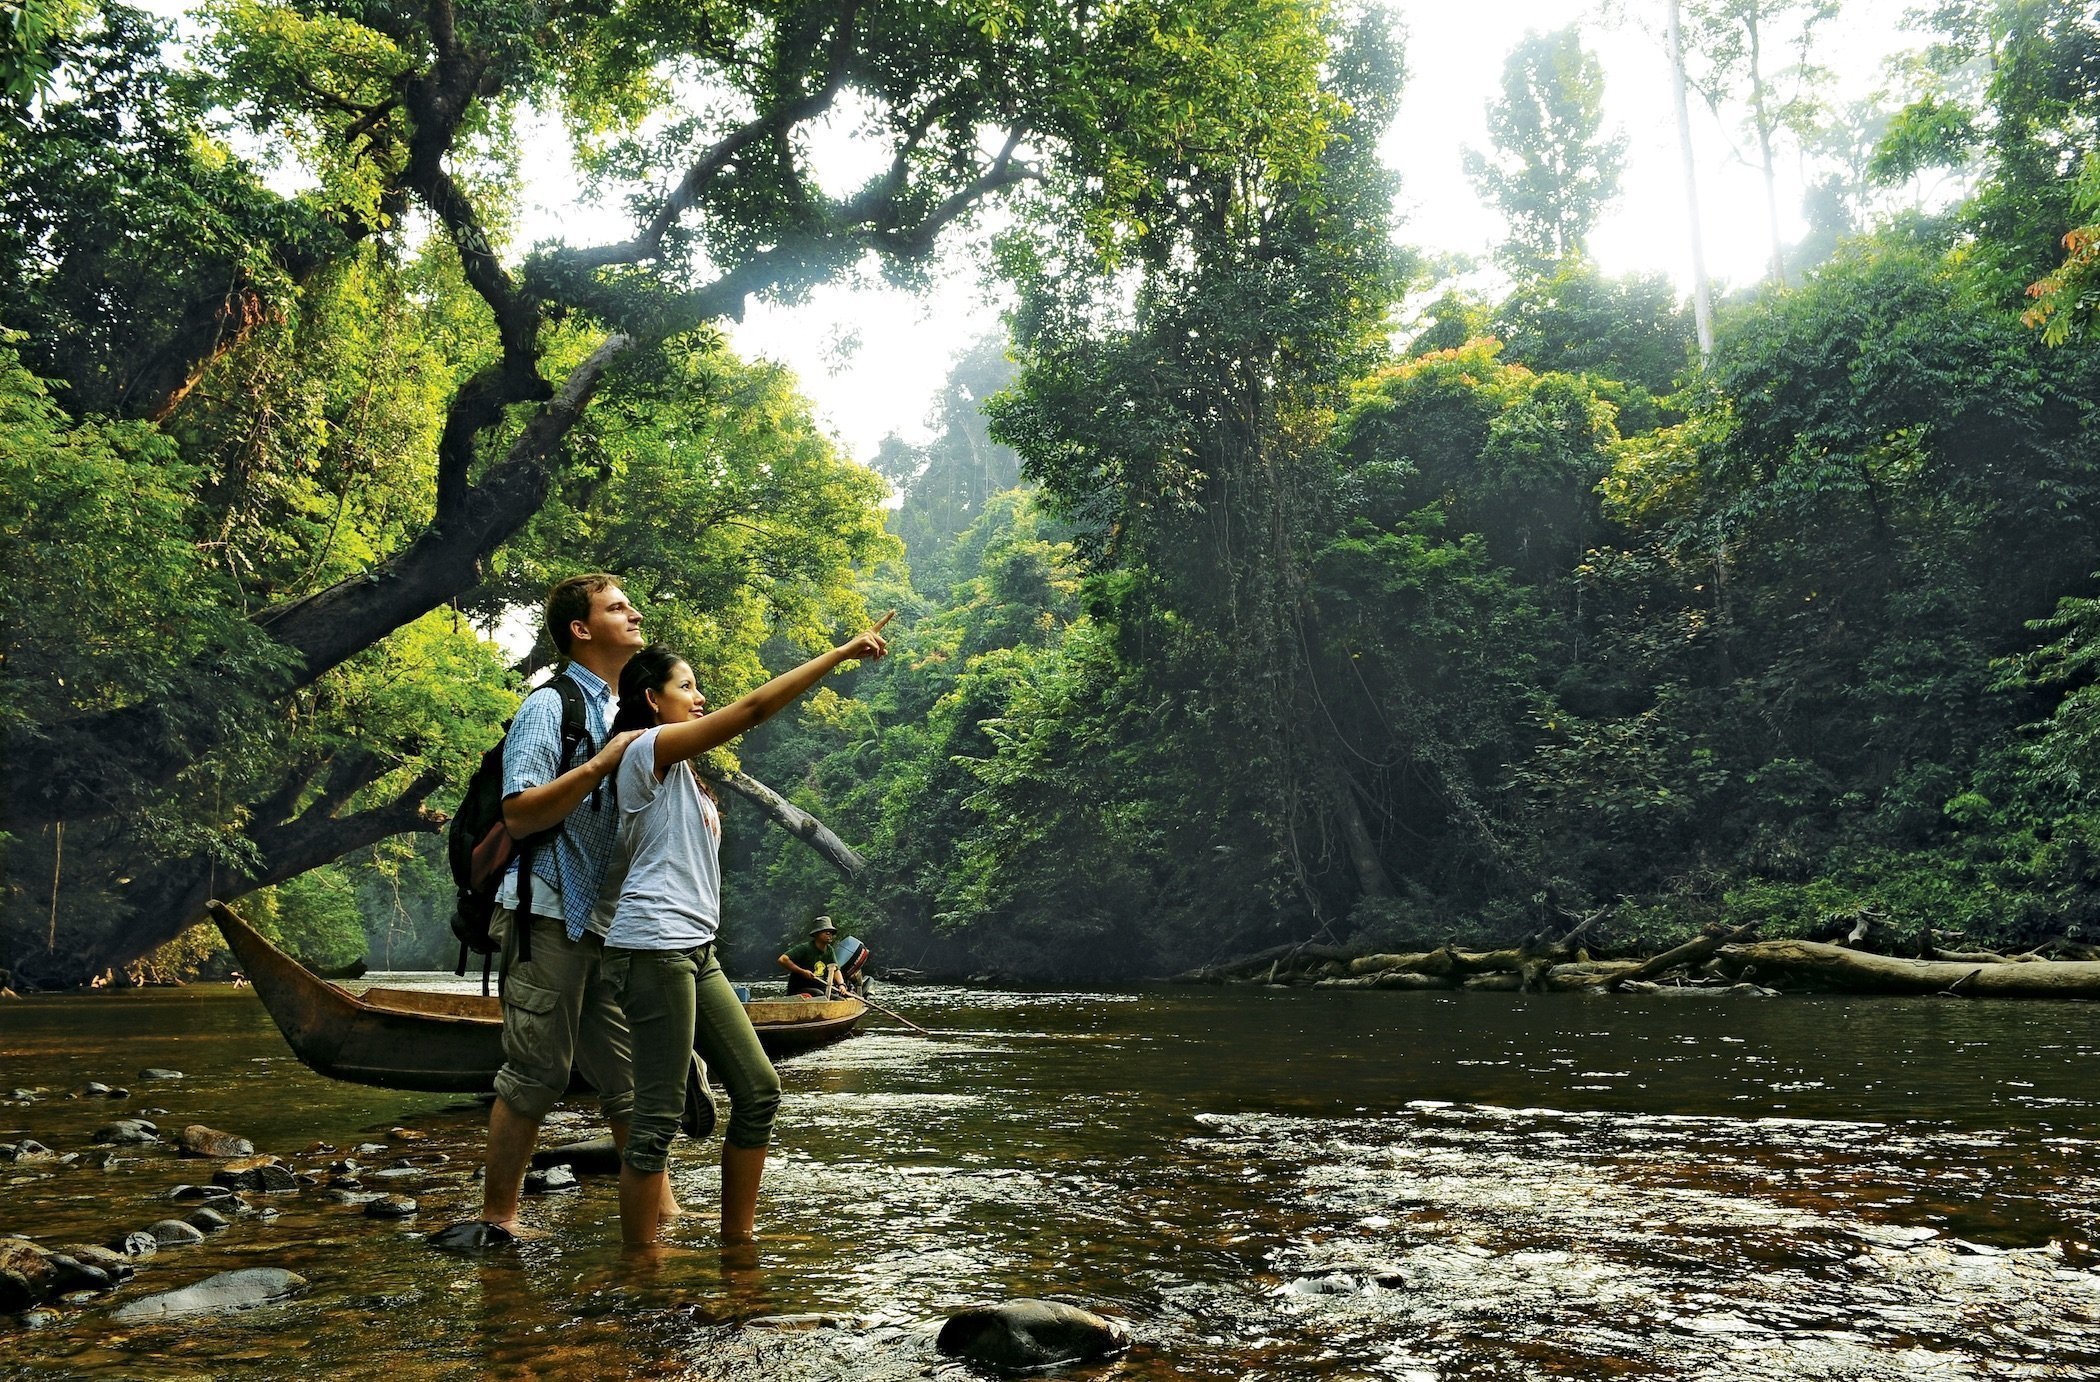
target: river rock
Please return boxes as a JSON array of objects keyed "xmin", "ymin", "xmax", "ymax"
[
  {"xmin": 179, "ymin": 1124, "xmax": 255, "ymax": 1158},
  {"xmin": 531, "ymin": 1136, "xmax": 621, "ymax": 1177},
  {"xmin": 212, "ymin": 1157, "xmax": 298, "ymax": 1193},
  {"xmin": 352, "ymin": 1143, "xmax": 389, "ymax": 1157},
  {"xmin": 384, "ymin": 1126, "xmax": 425, "ymax": 1143},
  {"xmin": 71, "ymin": 1082, "xmax": 114, "ymax": 1099},
  {"xmin": 5, "ymin": 1088, "xmax": 39, "ymax": 1102},
  {"xmin": 0, "ymin": 1238, "xmax": 58, "ymax": 1313},
  {"xmin": 136, "ymin": 1068, "xmax": 184, "ymax": 1081},
  {"xmin": 106, "ymin": 1230, "xmax": 157, "ymax": 1258},
  {"xmin": 57, "ymin": 1245, "xmax": 136, "ymax": 1282},
  {"xmin": 168, "ymin": 1183, "xmax": 234, "ymax": 1203},
  {"xmin": 185, "ymin": 1207, "xmax": 232, "ymax": 1233},
  {"xmin": 111, "ymin": 1267, "xmax": 307, "ymax": 1321},
  {"xmin": 310, "ymin": 1188, "xmax": 380, "ymax": 1205},
  {"xmin": 146, "ymin": 1219, "xmax": 207, "ymax": 1247},
  {"xmin": 936, "ymin": 1300, "xmax": 1130, "ymax": 1371},
  {"xmin": 365, "ymin": 1195, "xmax": 419, "ymax": 1219},
  {"xmin": 42, "ymin": 1251, "xmax": 114, "ymax": 1295},
  {"xmin": 522, "ymin": 1165, "xmax": 579, "ymax": 1195},
  {"xmin": 92, "ymin": 1120, "xmax": 160, "ymax": 1146},
  {"xmin": 3, "ymin": 1139, "xmax": 61, "ymax": 1163}
]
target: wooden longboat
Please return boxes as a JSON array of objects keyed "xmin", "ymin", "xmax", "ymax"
[{"xmin": 206, "ymin": 900, "xmax": 865, "ymax": 1093}]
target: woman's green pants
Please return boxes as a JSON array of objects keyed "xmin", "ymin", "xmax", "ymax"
[{"xmin": 603, "ymin": 944, "xmax": 781, "ymax": 1174}]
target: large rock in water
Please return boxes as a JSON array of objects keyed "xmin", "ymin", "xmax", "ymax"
[
  {"xmin": 111, "ymin": 1268, "xmax": 307, "ymax": 1321},
  {"xmin": 212, "ymin": 1156, "xmax": 298, "ymax": 1193},
  {"xmin": 179, "ymin": 1124, "xmax": 255, "ymax": 1158},
  {"xmin": 0, "ymin": 1238, "xmax": 59, "ymax": 1313},
  {"xmin": 936, "ymin": 1300, "xmax": 1130, "ymax": 1371}
]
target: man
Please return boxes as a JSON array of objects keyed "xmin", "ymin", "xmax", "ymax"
[
  {"xmin": 433, "ymin": 574, "xmax": 653, "ymax": 1250},
  {"xmin": 778, "ymin": 917, "xmax": 870, "ymax": 997}
]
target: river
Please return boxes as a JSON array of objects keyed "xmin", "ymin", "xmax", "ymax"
[{"xmin": 3, "ymin": 981, "xmax": 2098, "ymax": 1378}]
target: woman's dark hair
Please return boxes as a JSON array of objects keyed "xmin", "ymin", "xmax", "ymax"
[{"xmin": 610, "ymin": 644, "xmax": 688, "ymax": 736}]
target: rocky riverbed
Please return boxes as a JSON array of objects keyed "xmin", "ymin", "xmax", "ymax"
[{"xmin": 3, "ymin": 980, "xmax": 2098, "ymax": 1378}]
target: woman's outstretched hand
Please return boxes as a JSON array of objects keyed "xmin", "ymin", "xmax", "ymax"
[{"xmin": 843, "ymin": 610, "xmax": 894, "ymax": 662}]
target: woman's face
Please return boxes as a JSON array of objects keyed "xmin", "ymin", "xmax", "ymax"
[{"xmin": 646, "ymin": 660, "xmax": 706, "ymax": 724}]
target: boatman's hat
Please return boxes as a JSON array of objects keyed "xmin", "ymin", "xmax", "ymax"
[{"xmin": 810, "ymin": 916, "xmax": 838, "ymax": 936}]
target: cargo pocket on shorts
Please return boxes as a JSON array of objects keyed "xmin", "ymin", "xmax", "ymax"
[{"xmin": 500, "ymin": 977, "xmax": 564, "ymax": 1072}]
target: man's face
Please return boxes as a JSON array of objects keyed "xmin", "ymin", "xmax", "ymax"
[
  {"xmin": 814, "ymin": 930, "xmax": 838, "ymax": 950},
  {"xmin": 573, "ymin": 585, "xmax": 644, "ymax": 654}
]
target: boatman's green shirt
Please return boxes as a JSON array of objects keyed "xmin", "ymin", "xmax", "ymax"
[{"xmin": 785, "ymin": 936, "xmax": 839, "ymax": 978}]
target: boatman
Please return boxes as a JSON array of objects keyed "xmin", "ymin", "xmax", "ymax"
[
  {"xmin": 432, "ymin": 574, "xmax": 658, "ymax": 1251},
  {"xmin": 778, "ymin": 917, "xmax": 871, "ymax": 997}
]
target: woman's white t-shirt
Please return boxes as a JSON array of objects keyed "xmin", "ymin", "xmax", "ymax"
[{"xmin": 603, "ymin": 726, "xmax": 721, "ymax": 949}]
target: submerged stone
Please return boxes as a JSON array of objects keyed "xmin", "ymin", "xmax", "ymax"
[
  {"xmin": 91, "ymin": 1121, "xmax": 159, "ymax": 1147},
  {"xmin": 364, "ymin": 1195, "xmax": 419, "ymax": 1220},
  {"xmin": 56, "ymin": 1245, "xmax": 135, "ymax": 1282},
  {"xmin": 145, "ymin": 1219, "xmax": 206, "ymax": 1247},
  {"xmin": 106, "ymin": 1231, "xmax": 157, "ymax": 1259},
  {"xmin": 426, "ymin": 1221, "xmax": 520, "ymax": 1254},
  {"xmin": 110, "ymin": 1267, "xmax": 307, "ymax": 1321},
  {"xmin": 212, "ymin": 1157, "xmax": 298, "ymax": 1193},
  {"xmin": 185, "ymin": 1207, "xmax": 232, "ymax": 1233},
  {"xmin": 522, "ymin": 1165, "xmax": 578, "ymax": 1195},
  {"xmin": 179, "ymin": 1124, "xmax": 255, "ymax": 1158},
  {"xmin": 936, "ymin": 1299, "xmax": 1130, "ymax": 1371},
  {"xmin": 42, "ymin": 1252, "xmax": 113, "ymax": 1295},
  {"xmin": 136, "ymin": 1069, "xmax": 185, "ymax": 1081}
]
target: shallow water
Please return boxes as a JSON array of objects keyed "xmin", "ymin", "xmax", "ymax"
[{"xmin": 2, "ymin": 981, "xmax": 2098, "ymax": 1378}]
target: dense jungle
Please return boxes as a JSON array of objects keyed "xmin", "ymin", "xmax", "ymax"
[{"xmin": 2, "ymin": 0, "xmax": 2099, "ymax": 990}]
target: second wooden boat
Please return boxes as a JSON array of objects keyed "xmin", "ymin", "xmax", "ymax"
[{"xmin": 207, "ymin": 900, "xmax": 864, "ymax": 1093}]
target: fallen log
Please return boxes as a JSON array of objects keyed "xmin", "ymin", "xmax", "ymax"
[
  {"xmin": 1604, "ymin": 923, "xmax": 1760, "ymax": 992},
  {"xmin": 1717, "ymin": 940, "xmax": 2100, "ymax": 998},
  {"xmin": 1541, "ymin": 959, "xmax": 1646, "ymax": 991},
  {"xmin": 1172, "ymin": 942, "xmax": 1354, "ymax": 984}
]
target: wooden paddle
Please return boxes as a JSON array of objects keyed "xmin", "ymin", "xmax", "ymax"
[{"xmin": 850, "ymin": 985, "xmax": 933, "ymax": 1037}]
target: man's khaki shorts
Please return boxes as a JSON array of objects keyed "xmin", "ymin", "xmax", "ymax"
[{"xmin": 490, "ymin": 908, "xmax": 635, "ymax": 1123}]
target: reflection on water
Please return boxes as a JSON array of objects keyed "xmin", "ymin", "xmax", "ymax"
[{"xmin": 2, "ymin": 981, "xmax": 2098, "ymax": 1378}]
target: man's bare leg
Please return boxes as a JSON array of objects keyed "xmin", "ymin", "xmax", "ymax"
[
  {"xmin": 481, "ymin": 1097, "xmax": 541, "ymax": 1233},
  {"xmin": 720, "ymin": 1142, "xmax": 766, "ymax": 1245}
]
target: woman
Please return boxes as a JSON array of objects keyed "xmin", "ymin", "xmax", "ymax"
[{"xmin": 599, "ymin": 621, "xmax": 888, "ymax": 1249}]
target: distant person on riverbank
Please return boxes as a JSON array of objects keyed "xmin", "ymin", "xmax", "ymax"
[
  {"xmin": 778, "ymin": 918, "xmax": 869, "ymax": 997},
  {"xmin": 598, "ymin": 620, "xmax": 889, "ymax": 1252},
  {"xmin": 434, "ymin": 574, "xmax": 654, "ymax": 1253}
]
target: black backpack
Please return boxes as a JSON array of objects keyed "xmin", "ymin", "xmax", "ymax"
[{"xmin": 447, "ymin": 675, "xmax": 593, "ymax": 991}]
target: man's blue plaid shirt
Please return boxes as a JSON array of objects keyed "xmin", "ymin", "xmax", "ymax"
[{"xmin": 500, "ymin": 661, "xmax": 618, "ymax": 941}]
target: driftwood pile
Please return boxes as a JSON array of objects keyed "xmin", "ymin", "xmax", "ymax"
[{"xmin": 1173, "ymin": 924, "xmax": 2100, "ymax": 1000}]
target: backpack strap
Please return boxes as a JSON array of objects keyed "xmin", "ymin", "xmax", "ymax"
[{"xmin": 512, "ymin": 673, "xmax": 602, "ymax": 965}]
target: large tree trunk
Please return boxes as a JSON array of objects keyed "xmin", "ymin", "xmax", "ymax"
[
  {"xmin": 1745, "ymin": 14, "xmax": 1788, "ymax": 288},
  {"xmin": 1668, "ymin": 0, "xmax": 1716, "ymax": 360},
  {"xmin": 1715, "ymin": 939, "xmax": 2100, "ymax": 998},
  {"xmin": 701, "ymin": 765, "xmax": 869, "ymax": 883}
]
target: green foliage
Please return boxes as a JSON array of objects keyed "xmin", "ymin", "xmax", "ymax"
[
  {"xmin": 1461, "ymin": 27, "xmax": 1625, "ymax": 272},
  {"xmin": 0, "ymin": 4, "xmax": 345, "ymax": 415},
  {"xmin": 0, "ymin": 0, "xmax": 83, "ymax": 109},
  {"xmin": 0, "ymin": 341, "xmax": 289, "ymax": 768},
  {"xmin": 255, "ymin": 865, "xmax": 365, "ymax": 968}
]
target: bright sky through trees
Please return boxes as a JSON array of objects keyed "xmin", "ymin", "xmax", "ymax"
[{"xmin": 507, "ymin": 0, "xmax": 1927, "ymax": 459}]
